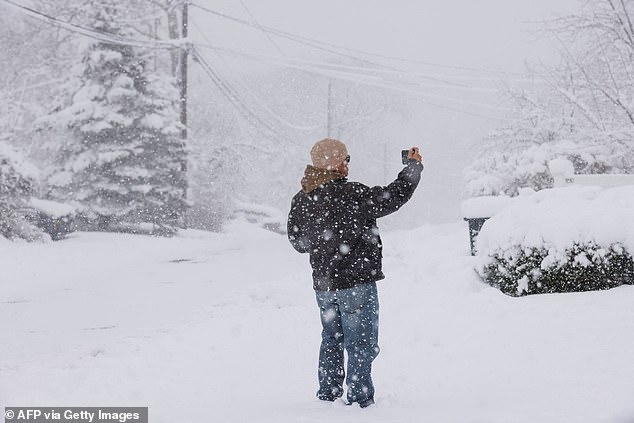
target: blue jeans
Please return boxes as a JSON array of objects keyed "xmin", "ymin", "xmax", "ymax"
[{"xmin": 315, "ymin": 282, "xmax": 380, "ymax": 404}]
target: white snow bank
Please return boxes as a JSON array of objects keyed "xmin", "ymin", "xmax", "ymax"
[{"xmin": 476, "ymin": 185, "xmax": 634, "ymax": 254}]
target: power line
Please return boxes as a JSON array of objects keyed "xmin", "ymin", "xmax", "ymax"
[
  {"xmin": 193, "ymin": 42, "xmax": 507, "ymax": 113},
  {"xmin": 192, "ymin": 47, "xmax": 299, "ymax": 142},
  {"xmin": 0, "ymin": 0, "xmax": 179, "ymax": 50},
  {"xmin": 193, "ymin": 42, "xmax": 510, "ymax": 94},
  {"xmin": 4, "ymin": 0, "xmax": 534, "ymax": 85},
  {"xmin": 191, "ymin": 21, "xmax": 505, "ymax": 129},
  {"xmin": 189, "ymin": 1, "xmax": 533, "ymax": 78},
  {"xmin": 191, "ymin": 17, "xmax": 323, "ymax": 132},
  {"xmin": 189, "ymin": 2, "xmax": 409, "ymax": 71},
  {"xmin": 194, "ymin": 33, "xmax": 505, "ymax": 126},
  {"xmin": 193, "ymin": 42, "xmax": 484, "ymax": 90},
  {"xmin": 187, "ymin": 19, "xmax": 545, "ymax": 89},
  {"xmin": 238, "ymin": 0, "xmax": 286, "ymax": 56},
  {"xmin": 2, "ymin": 0, "xmax": 507, "ymax": 122},
  {"xmin": 2, "ymin": 0, "xmax": 532, "ymax": 94}
]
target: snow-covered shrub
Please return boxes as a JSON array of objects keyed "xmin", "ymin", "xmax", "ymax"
[
  {"xmin": 481, "ymin": 242, "xmax": 634, "ymax": 296},
  {"xmin": 0, "ymin": 145, "xmax": 44, "ymax": 241},
  {"xmin": 475, "ymin": 186, "xmax": 634, "ymax": 296}
]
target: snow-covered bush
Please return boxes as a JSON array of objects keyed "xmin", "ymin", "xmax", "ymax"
[
  {"xmin": 481, "ymin": 242, "xmax": 634, "ymax": 296},
  {"xmin": 0, "ymin": 145, "xmax": 44, "ymax": 241},
  {"xmin": 476, "ymin": 186, "xmax": 634, "ymax": 296}
]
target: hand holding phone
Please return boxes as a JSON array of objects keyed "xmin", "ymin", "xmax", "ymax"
[{"xmin": 401, "ymin": 147, "xmax": 422, "ymax": 164}]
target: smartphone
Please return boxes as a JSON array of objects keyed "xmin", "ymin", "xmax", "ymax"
[{"xmin": 401, "ymin": 149, "xmax": 409, "ymax": 165}]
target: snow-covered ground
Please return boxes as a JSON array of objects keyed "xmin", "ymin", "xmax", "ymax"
[{"xmin": 1, "ymin": 220, "xmax": 634, "ymax": 422}]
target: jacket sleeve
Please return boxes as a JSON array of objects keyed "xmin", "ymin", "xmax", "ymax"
[
  {"xmin": 362, "ymin": 161, "xmax": 424, "ymax": 219},
  {"xmin": 287, "ymin": 194, "xmax": 310, "ymax": 254}
]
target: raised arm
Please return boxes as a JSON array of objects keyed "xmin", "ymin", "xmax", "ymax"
[{"xmin": 362, "ymin": 149, "xmax": 424, "ymax": 219}]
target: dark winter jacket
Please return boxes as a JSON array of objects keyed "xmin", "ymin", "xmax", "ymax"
[{"xmin": 287, "ymin": 161, "xmax": 424, "ymax": 291}]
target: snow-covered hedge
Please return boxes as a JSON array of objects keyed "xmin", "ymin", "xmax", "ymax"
[{"xmin": 476, "ymin": 186, "xmax": 634, "ymax": 296}]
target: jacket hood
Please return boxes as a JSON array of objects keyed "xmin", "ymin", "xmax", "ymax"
[{"xmin": 301, "ymin": 165, "xmax": 346, "ymax": 193}]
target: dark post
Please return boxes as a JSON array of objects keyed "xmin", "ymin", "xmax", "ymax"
[{"xmin": 464, "ymin": 217, "xmax": 489, "ymax": 256}]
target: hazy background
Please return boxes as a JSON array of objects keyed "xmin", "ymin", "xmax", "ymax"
[{"xmin": 188, "ymin": 0, "xmax": 579, "ymax": 227}]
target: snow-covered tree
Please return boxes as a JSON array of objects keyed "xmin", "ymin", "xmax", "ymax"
[
  {"xmin": 551, "ymin": 0, "xmax": 634, "ymax": 130},
  {"xmin": 465, "ymin": 90, "xmax": 634, "ymax": 197},
  {"xmin": 43, "ymin": 1, "xmax": 187, "ymax": 233},
  {"xmin": 0, "ymin": 1, "xmax": 79, "ymax": 155},
  {"xmin": 466, "ymin": 0, "xmax": 634, "ymax": 198}
]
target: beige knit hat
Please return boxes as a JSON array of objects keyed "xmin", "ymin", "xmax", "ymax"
[{"xmin": 310, "ymin": 138, "xmax": 348, "ymax": 170}]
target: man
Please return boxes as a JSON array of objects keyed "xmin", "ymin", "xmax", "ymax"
[{"xmin": 287, "ymin": 138, "xmax": 424, "ymax": 408}]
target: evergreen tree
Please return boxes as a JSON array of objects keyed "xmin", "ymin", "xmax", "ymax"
[{"xmin": 46, "ymin": 1, "xmax": 186, "ymax": 233}]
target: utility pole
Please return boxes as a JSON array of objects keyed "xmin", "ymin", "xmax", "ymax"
[
  {"xmin": 178, "ymin": 2, "xmax": 189, "ymax": 228},
  {"xmin": 153, "ymin": 3, "xmax": 159, "ymax": 71},
  {"xmin": 327, "ymin": 81, "xmax": 332, "ymax": 137},
  {"xmin": 179, "ymin": 2, "xmax": 188, "ymax": 142}
]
